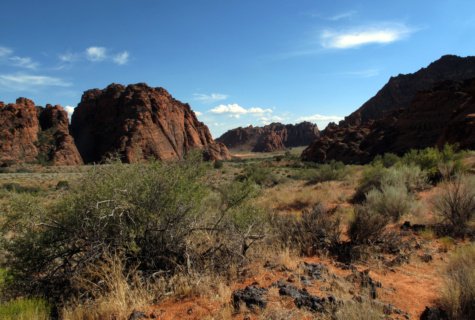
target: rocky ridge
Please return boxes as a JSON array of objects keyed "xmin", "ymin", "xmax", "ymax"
[
  {"xmin": 302, "ymin": 55, "xmax": 475, "ymax": 163},
  {"xmin": 217, "ymin": 122, "xmax": 319, "ymax": 152}
]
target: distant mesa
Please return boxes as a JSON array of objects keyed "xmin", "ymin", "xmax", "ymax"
[
  {"xmin": 70, "ymin": 83, "xmax": 230, "ymax": 163},
  {"xmin": 302, "ymin": 55, "xmax": 475, "ymax": 163},
  {"xmin": 217, "ymin": 122, "xmax": 320, "ymax": 153},
  {"xmin": 0, "ymin": 83, "xmax": 229, "ymax": 166},
  {"xmin": 0, "ymin": 98, "xmax": 82, "ymax": 166}
]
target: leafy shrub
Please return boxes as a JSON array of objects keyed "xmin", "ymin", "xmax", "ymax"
[
  {"xmin": 236, "ymin": 163, "xmax": 280, "ymax": 187},
  {"xmin": 272, "ymin": 203, "xmax": 341, "ymax": 255},
  {"xmin": 352, "ymin": 164, "xmax": 426, "ymax": 203},
  {"xmin": 432, "ymin": 175, "xmax": 475, "ymax": 236},
  {"xmin": 371, "ymin": 153, "xmax": 401, "ymax": 168},
  {"xmin": 402, "ymin": 144, "xmax": 464, "ymax": 183},
  {"xmin": 440, "ymin": 244, "xmax": 475, "ymax": 319},
  {"xmin": 308, "ymin": 161, "xmax": 348, "ymax": 184},
  {"xmin": 213, "ymin": 160, "xmax": 224, "ymax": 169},
  {"xmin": 2, "ymin": 153, "xmax": 265, "ymax": 302},
  {"xmin": 364, "ymin": 183, "xmax": 415, "ymax": 222},
  {"xmin": 348, "ymin": 205, "xmax": 388, "ymax": 245}
]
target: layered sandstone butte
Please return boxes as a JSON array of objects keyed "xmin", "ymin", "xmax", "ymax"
[
  {"xmin": 216, "ymin": 122, "xmax": 319, "ymax": 152},
  {"xmin": 70, "ymin": 83, "xmax": 230, "ymax": 163},
  {"xmin": 302, "ymin": 55, "xmax": 475, "ymax": 163},
  {"xmin": 0, "ymin": 98, "xmax": 82, "ymax": 166}
]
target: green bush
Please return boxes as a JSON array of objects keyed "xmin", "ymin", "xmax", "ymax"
[
  {"xmin": 402, "ymin": 144, "xmax": 464, "ymax": 182},
  {"xmin": 371, "ymin": 153, "xmax": 400, "ymax": 168},
  {"xmin": 213, "ymin": 160, "xmax": 224, "ymax": 169},
  {"xmin": 440, "ymin": 244, "xmax": 475, "ymax": 319},
  {"xmin": 348, "ymin": 205, "xmax": 388, "ymax": 245},
  {"xmin": 364, "ymin": 183, "xmax": 416, "ymax": 222},
  {"xmin": 2, "ymin": 153, "xmax": 265, "ymax": 301},
  {"xmin": 352, "ymin": 164, "xmax": 426, "ymax": 203},
  {"xmin": 236, "ymin": 163, "xmax": 280, "ymax": 187}
]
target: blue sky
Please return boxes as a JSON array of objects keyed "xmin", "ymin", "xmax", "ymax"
[{"xmin": 1, "ymin": 0, "xmax": 475, "ymax": 137}]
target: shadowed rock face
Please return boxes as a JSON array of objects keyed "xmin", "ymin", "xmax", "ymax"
[
  {"xmin": 0, "ymin": 98, "xmax": 82, "ymax": 166},
  {"xmin": 302, "ymin": 78, "xmax": 475, "ymax": 163},
  {"xmin": 216, "ymin": 122, "xmax": 319, "ymax": 152},
  {"xmin": 70, "ymin": 83, "xmax": 230, "ymax": 163},
  {"xmin": 302, "ymin": 55, "xmax": 475, "ymax": 163}
]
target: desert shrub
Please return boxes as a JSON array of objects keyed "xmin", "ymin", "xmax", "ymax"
[
  {"xmin": 439, "ymin": 244, "xmax": 475, "ymax": 320},
  {"xmin": 55, "ymin": 180, "xmax": 70, "ymax": 190},
  {"xmin": 352, "ymin": 164, "xmax": 426, "ymax": 203},
  {"xmin": 308, "ymin": 161, "xmax": 348, "ymax": 184},
  {"xmin": 0, "ymin": 298, "xmax": 50, "ymax": 320},
  {"xmin": 372, "ymin": 152, "xmax": 401, "ymax": 168},
  {"xmin": 432, "ymin": 175, "xmax": 475, "ymax": 236},
  {"xmin": 2, "ymin": 153, "xmax": 265, "ymax": 302},
  {"xmin": 348, "ymin": 205, "xmax": 388, "ymax": 245},
  {"xmin": 272, "ymin": 203, "xmax": 341, "ymax": 255},
  {"xmin": 402, "ymin": 144, "xmax": 464, "ymax": 183},
  {"xmin": 236, "ymin": 163, "xmax": 280, "ymax": 187},
  {"xmin": 364, "ymin": 183, "xmax": 415, "ymax": 222},
  {"xmin": 1, "ymin": 183, "xmax": 41, "ymax": 194},
  {"xmin": 213, "ymin": 160, "xmax": 224, "ymax": 169}
]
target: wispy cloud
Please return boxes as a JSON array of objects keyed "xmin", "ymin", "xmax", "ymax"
[
  {"xmin": 0, "ymin": 46, "xmax": 39, "ymax": 69},
  {"xmin": 9, "ymin": 56, "xmax": 38, "ymax": 69},
  {"xmin": 193, "ymin": 93, "xmax": 228, "ymax": 104},
  {"xmin": 0, "ymin": 73, "xmax": 72, "ymax": 91},
  {"xmin": 210, "ymin": 103, "xmax": 273, "ymax": 118},
  {"xmin": 194, "ymin": 111, "xmax": 203, "ymax": 116},
  {"xmin": 260, "ymin": 115, "xmax": 285, "ymax": 125},
  {"xmin": 328, "ymin": 11, "xmax": 357, "ymax": 21},
  {"xmin": 113, "ymin": 51, "xmax": 129, "ymax": 65},
  {"xmin": 0, "ymin": 47, "xmax": 13, "ymax": 58},
  {"xmin": 59, "ymin": 52, "xmax": 80, "ymax": 63},
  {"xmin": 321, "ymin": 23, "xmax": 413, "ymax": 49},
  {"xmin": 86, "ymin": 46, "xmax": 107, "ymax": 61}
]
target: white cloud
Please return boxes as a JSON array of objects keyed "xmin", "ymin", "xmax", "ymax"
[
  {"xmin": 9, "ymin": 56, "xmax": 38, "ymax": 69},
  {"xmin": 193, "ymin": 93, "xmax": 228, "ymax": 104},
  {"xmin": 59, "ymin": 52, "xmax": 79, "ymax": 63},
  {"xmin": 0, "ymin": 47, "xmax": 13, "ymax": 58},
  {"xmin": 328, "ymin": 11, "xmax": 357, "ymax": 21},
  {"xmin": 297, "ymin": 114, "xmax": 344, "ymax": 122},
  {"xmin": 0, "ymin": 73, "xmax": 72, "ymax": 91},
  {"xmin": 210, "ymin": 103, "xmax": 273, "ymax": 118},
  {"xmin": 321, "ymin": 24, "xmax": 413, "ymax": 49},
  {"xmin": 194, "ymin": 111, "xmax": 203, "ymax": 116},
  {"xmin": 64, "ymin": 105, "xmax": 75, "ymax": 120},
  {"xmin": 86, "ymin": 46, "xmax": 107, "ymax": 61},
  {"xmin": 113, "ymin": 51, "xmax": 129, "ymax": 65},
  {"xmin": 260, "ymin": 115, "xmax": 285, "ymax": 125}
]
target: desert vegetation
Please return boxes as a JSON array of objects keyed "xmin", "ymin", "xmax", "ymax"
[{"xmin": 0, "ymin": 145, "xmax": 474, "ymax": 319}]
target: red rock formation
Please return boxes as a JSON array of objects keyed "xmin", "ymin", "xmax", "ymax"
[
  {"xmin": 217, "ymin": 122, "xmax": 319, "ymax": 152},
  {"xmin": 37, "ymin": 105, "xmax": 83, "ymax": 165},
  {"xmin": 0, "ymin": 99, "xmax": 82, "ymax": 166},
  {"xmin": 303, "ymin": 55, "xmax": 475, "ymax": 163},
  {"xmin": 302, "ymin": 78, "xmax": 475, "ymax": 163},
  {"xmin": 0, "ymin": 98, "xmax": 40, "ymax": 165},
  {"xmin": 70, "ymin": 83, "xmax": 230, "ymax": 163}
]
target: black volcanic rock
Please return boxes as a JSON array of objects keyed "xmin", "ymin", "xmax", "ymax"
[{"xmin": 217, "ymin": 122, "xmax": 319, "ymax": 152}]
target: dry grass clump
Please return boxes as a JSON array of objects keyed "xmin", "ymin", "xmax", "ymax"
[
  {"xmin": 272, "ymin": 203, "xmax": 341, "ymax": 256},
  {"xmin": 439, "ymin": 244, "xmax": 475, "ymax": 320},
  {"xmin": 334, "ymin": 301, "xmax": 384, "ymax": 320},
  {"xmin": 432, "ymin": 175, "xmax": 475, "ymax": 236},
  {"xmin": 62, "ymin": 254, "xmax": 153, "ymax": 320}
]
